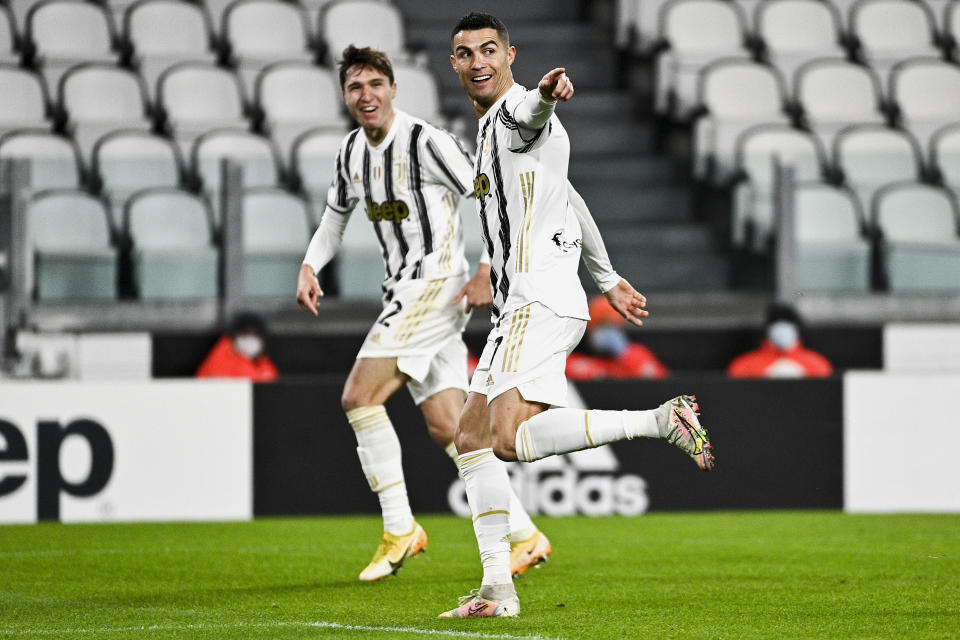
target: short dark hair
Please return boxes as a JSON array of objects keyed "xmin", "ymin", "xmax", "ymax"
[
  {"xmin": 765, "ymin": 302, "xmax": 803, "ymax": 328},
  {"xmin": 230, "ymin": 311, "xmax": 267, "ymax": 337},
  {"xmin": 338, "ymin": 44, "xmax": 394, "ymax": 89},
  {"xmin": 450, "ymin": 12, "xmax": 510, "ymax": 47}
]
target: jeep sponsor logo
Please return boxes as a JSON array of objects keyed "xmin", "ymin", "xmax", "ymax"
[{"xmin": 0, "ymin": 418, "xmax": 114, "ymax": 521}]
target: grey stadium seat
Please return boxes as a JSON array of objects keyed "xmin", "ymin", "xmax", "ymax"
[
  {"xmin": 190, "ymin": 128, "xmax": 282, "ymax": 229},
  {"xmin": 832, "ymin": 124, "xmax": 924, "ymax": 214},
  {"xmin": 890, "ymin": 58, "xmax": 960, "ymax": 155},
  {"xmin": 849, "ymin": 0, "xmax": 941, "ymax": 85},
  {"xmin": 124, "ymin": 0, "xmax": 217, "ymax": 100},
  {"xmin": 241, "ymin": 187, "xmax": 312, "ymax": 297},
  {"xmin": 29, "ymin": 189, "xmax": 117, "ymax": 299},
  {"xmin": 692, "ymin": 58, "xmax": 790, "ymax": 184},
  {"xmin": 654, "ymin": 0, "xmax": 751, "ymax": 119},
  {"xmin": 157, "ymin": 62, "xmax": 249, "ymax": 156},
  {"xmin": 124, "ymin": 187, "xmax": 219, "ymax": 299},
  {"xmin": 58, "ymin": 63, "xmax": 152, "ymax": 162},
  {"xmin": 731, "ymin": 124, "xmax": 826, "ymax": 251},
  {"xmin": 319, "ymin": 0, "xmax": 409, "ymax": 67},
  {"xmin": 291, "ymin": 125, "xmax": 344, "ymax": 224},
  {"xmin": 25, "ymin": 0, "xmax": 118, "ymax": 94},
  {"xmin": 223, "ymin": 0, "xmax": 314, "ymax": 96},
  {"xmin": 92, "ymin": 129, "xmax": 185, "ymax": 229},
  {"xmin": 255, "ymin": 61, "xmax": 346, "ymax": 160},
  {"xmin": 794, "ymin": 182, "xmax": 871, "ymax": 291},
  {"xmin": 755, "ymin": 0, "xmax": 847, "ymax": 90},
  {"xmin": 0, "ymin": 129, "xmax": 83, "ymax": 189},
  {"xmin": 0, "ymin": 66, "xmax": 51, "ymax": 135},
  {"xmin": 930, "ymin": 121, "xmax": 960, "ymax": 208},
  {"xmin": 872, "ymin": 181, "xmax": 960, "ymax": 291},
  {"xmin": 794, "ymin": 58, "xmax": 887, "ymax": 152}
]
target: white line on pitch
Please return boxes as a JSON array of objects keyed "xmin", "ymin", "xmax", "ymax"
[{"xmin": 0, "ymin": 620, "xmax": 572, "ymax": 640}]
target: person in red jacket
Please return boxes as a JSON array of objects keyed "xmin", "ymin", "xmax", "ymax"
[
  {"xmin": 727, "ymin": 302, "xmax": 833, "ymax": 378},
  {"xmin": 196, "ymin": 312, "xmax": 279, "ymax": 382},
  {"xmin": 566, "ymin": 295, "xmax": 669, "ymax": 380}
]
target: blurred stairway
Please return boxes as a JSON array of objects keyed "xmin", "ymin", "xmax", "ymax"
[{"xmin": 397, "ymin": 0, "xmax": 731, "ymax": 293}]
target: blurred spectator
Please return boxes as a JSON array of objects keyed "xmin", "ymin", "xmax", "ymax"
[
  {"xmin": 566, "ymin": 295, "xmax": 669, "ymax": 380},
  {"xmin": 727, "ymin": 303, "xmax": 833, "ymax": 378},
  {"xmin": 196, "ymin": 311, "xmax": 278, "ymax": 382}
]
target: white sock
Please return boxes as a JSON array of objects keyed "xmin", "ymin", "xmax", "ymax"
[
  {"xmin": 458, "ymin": 448, "xmax": 512, "ymax": 587},
  {"xmin": 450, "ymin": 442, "xmax": 536, "ymax": 542},
  {"xmin": 515, "ymin": 407, "xmax": 665, "ymax": 462},
  {"xmin": 346, "ymin": 405, "xmax": 414, "ymax": 535}
]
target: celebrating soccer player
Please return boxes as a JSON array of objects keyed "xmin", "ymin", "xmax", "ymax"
[
  {"xmin": 296, "ymin": 45, "xmax": 551, "ymax": 582},
  {"xmin": 440, "ymin": 13, "xmax": 716, "ymax": 618}
]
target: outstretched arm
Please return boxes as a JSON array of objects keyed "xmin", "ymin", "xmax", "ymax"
[
  {"xmin": 512, "ymin": 67, "xmax": 574, "ymax": 130},
  {"xmin": 566, "ymin": 181, "xmax": 649, "ymax": 327},
  {"xmin": 296, "ymin": 207, "xmax": 350, "ymax": 316}
]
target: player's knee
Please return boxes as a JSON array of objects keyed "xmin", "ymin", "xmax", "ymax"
[
  {"xmin": 340, "ymin": 389, "xmax": 366, "ymax": 412},
  {"xmin": 426, "ymin": 420, "xmax": 454, "ymax": 447},
  {"xmin": 491, "ymin": 432, "xmax": 518, "ymax": 462}
]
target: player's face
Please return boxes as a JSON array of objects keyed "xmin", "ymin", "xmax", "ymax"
[
  {"xmin": 342, "ymin": 65, "xmax": 397, "ymax": 132},
  {"xmin": 450, "ymin": 28, "xmax": 516, "ymax": 114}
]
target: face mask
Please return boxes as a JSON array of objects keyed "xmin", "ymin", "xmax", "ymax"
[
  {"xmin": 589, "ymin": 325, "xmax": 629, "ymax": 357},
  {"xmin": 234, "ymin": 335, "xmax": 264, "ymax": 359},
  {"xmin": 768, "ymin": 321, "xmax": 799, "ymax": 351}
]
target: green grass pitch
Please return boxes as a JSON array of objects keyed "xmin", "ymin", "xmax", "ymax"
[{"xmin": 1, "ymin": 512, "xmax": 958, "ymax": 639}]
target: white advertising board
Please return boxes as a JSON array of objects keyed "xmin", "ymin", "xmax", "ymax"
[
  {"xmin": 844, "ymin": 371, "xmax": 960, "ymax": 512},
  {"xmin": 0, "ymin": 380, "xmax": 252, "ymax": 523}
]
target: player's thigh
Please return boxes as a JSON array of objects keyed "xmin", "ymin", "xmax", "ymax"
[
  {"xmin": 455, "ymin": 391, "xmax": 492, "ymax": 454},
  {"xmin": 418, "ymin": 387, "xmax": 466, "ymax": 445},
  {"xmin": 341, "ymin": 357, "xmax": 409, "ymax": 410}
]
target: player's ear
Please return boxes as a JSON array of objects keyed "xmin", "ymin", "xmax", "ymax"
[
  {"xmin": 507, "ymin": 45, "xmax": 516, "ymax": 66},
  {"xmin": 391, "ymin": 82, "xmax": 397, "ymax": 99}
]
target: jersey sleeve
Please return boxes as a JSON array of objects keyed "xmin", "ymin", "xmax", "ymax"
[
  {"xmin": 421, "ymin": 128, "xmax": 474, "ymax": 196},
  {"xmin": 324, "ymin": 134, "xmax": 360, "ymax": 214},
  {"xmin": 502, "ymin": 88, "xmax": 555, "ymax": 154}
]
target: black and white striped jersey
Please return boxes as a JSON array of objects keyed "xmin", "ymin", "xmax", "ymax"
[
  {"xmin": 327, "ymin": 110, "xmax": 473, "ymax": 285},
  {"xmin": 473, "ymin": 84, "xmax": 589, "ymax": 322}
]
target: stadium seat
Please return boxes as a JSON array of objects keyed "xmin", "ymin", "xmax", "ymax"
[
  {"xmin": 203, "ymin": 0, "xmax": 234, "ymax": 38},
  {"xmin": 730, "ymin": 123, "xmax": 827, "ymax": 250},
  {"xmin": 241, "ymin": 186, "xmax": 312, "ymax": 297},
  {"xmin": 832, "ymin": 124, "xmax": 924, "ymax": 214},
  {"xmin": 0, "ymin": 65, "xmax": 51, "ymax": 135},
  {"xmin": 190, "ymin": 128, "xmax": 282, "ymax": 228},
  {"xmin": 654, "ymin": 0, "xmax": 751, "ymax": 120},
  {"xmin": 29, "ymin": 189, "xmax": 117, "ymax": 299},
  {"xmin": 793, "ymin": 182, "xmax": 871, "ymax": 291},
  {"xmin": 124, "ymin": 187, "xmax": 218, "ymax": 298},
  {"xmin": 692, "ymin": 58, "xmax": 790, "ymax": 184},
  {"xmin": 92, "ymin": 129, "xmax": 184, "ymax": 230},
  {"xmin": 849, "ymin": 0, "xmax": 941, "ymax": 84},
  {"xmin": 392, "ymin": 62, "xmax": 444, "ymax": 125},
  {"xmin": 732, "ymin": 0, "xmax": 764, "ymax": 30},
  {"xmin": 755, "ymin": 0, "xmax": 847, "ymax": 90},
  {"xmin": 946, "ymin": 0, "xmax": 960, "ymax": 55},
  {"xmin": 0, "ymin": 129, "xmax": 83, "ymax": 189},
  {"xmin": 58, "ymin": 63, "xmax": 152, "ymax": 163},
  {"xmin": 930, "ymin": 121, "xmax": 960, "ymax": 204},
  {"xmin": 25, "ymin": 0, "xmax": 118, "ymax": 94},
  {"xmin": 222, "ymin": 0, "xmax": 314, "ymax": 96},
  {"xmin": 8, "ymin": 0, "xmax": 45, "ymax": 34},
  {"xmin": 290, "ymin": 126, "xmax": 343, "ymax": 224},
  {"xmin": 319, "ymin": 0, "xmax": 408, "ymax": 66},
  {"xmin": 614, "ymin": 0, "xmax": 672, "ymax": 54},
  {"xmin": 157, "ymin": 62, "xmax": 249, "ymax": 156},
  {"xmin": 889, "ymin": 58, "xmax": 960, "ymax": 154},
  {"xmin": 872, "ymin": 181, "xmax": 960, "ymax": 290},
  {"xmin": 124, "ymin": 0, "xmax": 216, "ymax": 100},
  {"xmin": 794, "ymin": 58, "xmax": 886, "ymax": 151},
  {"xmin": 0, "ymin": 4, "xmax": 19, "ymax": 63},
  {"xmin": 255, "ymin": 61, "xmax": 345, "ymax": 160}
]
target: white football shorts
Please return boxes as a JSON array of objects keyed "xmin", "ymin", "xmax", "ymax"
[
  {"xmin": 469, "ymin": 302, "xmax": 587, "ymax": 406},
  {"xmin": 357, "ymin": 274, "xmax": 470, "ymax": 404}
]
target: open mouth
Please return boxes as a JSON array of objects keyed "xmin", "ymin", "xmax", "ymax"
[
  {"xmin": 360, "ymin": 106, "xmax": 377, "ymax": 113},
  {"xmin": 471, "ymin": 75, "xmax": 492, "ymax": 84}
]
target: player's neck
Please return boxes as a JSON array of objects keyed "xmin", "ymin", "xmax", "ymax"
[
  {"xmin": 473, "ymin": 78, "xmax": 515, "ymax": 118},
  {"xmin": 363, "ymin": 110, "xmax": 397, "ymax": 147}
]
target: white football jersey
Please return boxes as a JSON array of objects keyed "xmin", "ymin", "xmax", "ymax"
[
  {"xmin": 327, "ymin": 110, "xmax": 473, "ymax": 288},
  {"xmin": 473, "ymin": 84, "xmax": 589, "ymax": 321}
]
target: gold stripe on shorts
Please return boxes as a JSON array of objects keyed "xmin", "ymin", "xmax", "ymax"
[
  {"xmin": 394, "ymin": 279, "xmax": 445, "ymax": 344},
  {"xmin": 502, "ymin": 304, "xmax": 531, "ymax": 373}
]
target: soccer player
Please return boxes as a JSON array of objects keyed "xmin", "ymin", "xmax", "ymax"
[
  {"xmin": 296, "ymin": 45, "xmax": 551, "ymax": 582},
  {"xmin": 439, "ymin": 13, "xmax": 716, "ymax": 618}
]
